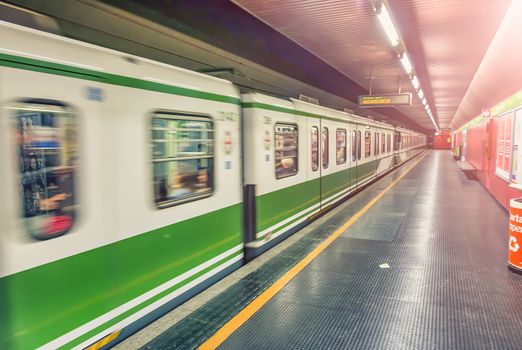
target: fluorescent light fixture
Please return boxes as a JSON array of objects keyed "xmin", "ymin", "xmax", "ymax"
[
  {"xmin": 376, "ymin": 5, "xmax": 400, "ymax": 47},
  {"xmin": 373, "ymin": 3, "xmax": 439, "ymax": 131},
  {"xmin": 400, "ymin": 53, "xmax": 413, "ymax": 74},
  {"xmin": 411, "ymin": 76, "xmax": 420, "ymax": 90}
]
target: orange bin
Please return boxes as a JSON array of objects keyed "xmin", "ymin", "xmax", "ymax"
[{"xmin": 508, "ymin": 198, "xmax": 522, "ymax": 273}]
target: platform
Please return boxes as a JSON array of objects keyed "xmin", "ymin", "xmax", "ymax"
[{"xmin": 116, "ymin": 150, "xmax": 522, "ymax": 350}]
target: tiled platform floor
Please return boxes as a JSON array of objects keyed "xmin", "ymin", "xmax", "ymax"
[{"xmin": 120, "ymin": 151, "xmax": 522, "ymax": 350}]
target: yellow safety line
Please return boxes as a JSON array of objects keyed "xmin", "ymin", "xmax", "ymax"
[
  {"xmin": 199, "ymin": 151, "xmax": 429, "ymax": 350},
  {"xmin": 85, "ymin": 330, "xmax": 121, "ymax": 350}
]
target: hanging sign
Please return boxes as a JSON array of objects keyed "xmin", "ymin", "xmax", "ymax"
[{"xmin": 358, "ymin": 93, "xmax": 412, "ymax": 107}]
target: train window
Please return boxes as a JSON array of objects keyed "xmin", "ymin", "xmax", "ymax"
[
  {"xmin": 13, "ymin": 100, "xmax": 78, "ymax": 240},
  {"xmin": 387, "ymin": 134, "xmax": 391, "ymax": 152},
  {"xmin": 336, "ymin": 129, "xmax": 347, "ymax": 165},
  {"xmin": 275, "ymin": 123, "xmax": 299, "ymax": 179},
  {"xmin": 374, "ymin": 132, "xmax": 378, "ymax": 156},
  {"xmin": 322, "ymin": 127, "xmax": 329, "ymax": 169},
  {"xmin": 394, "ymin": 131, "xmax": 401, "ymax": 151},
  {"xmin": 381, "ymin": 133, "xmax": 386, "ymax": 154},
  {"xmin": 352, "ymin": 130, "xmax": 356, "ymax": 161},
  {"xmin": 364, "ymin": 131, "xmax": 371, "ymax": 158},
  {"xmin": 152, "ymin": 112, "xmax": 214, "ymax": 208},
  {"xmin": 311, "ymin": 126, "xmax": 319, "ymax": 171},
  {"xmin": 357, "ymin": 130, "xmax": 362, "ymax": 160}
]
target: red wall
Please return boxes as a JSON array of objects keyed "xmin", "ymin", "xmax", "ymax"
[
  {"xmin": 434, "ymin": 130, "xmax": 452, "ymax": 149},
  {"xmin": 453, "ymin": 118, "xmax": 519, "ymax": 209}
]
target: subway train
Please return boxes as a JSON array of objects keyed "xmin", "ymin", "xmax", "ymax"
[{"xmin": 0, "ymin": 21, "xmax": 426, "ymax": 349}]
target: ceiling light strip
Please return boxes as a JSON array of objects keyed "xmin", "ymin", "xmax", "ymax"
[{"xmin": 373, "ymin": 1, "xmax": 439, "ymax": 131}]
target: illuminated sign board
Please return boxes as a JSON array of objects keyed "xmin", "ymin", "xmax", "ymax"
[{"xmin": 358, "ymin": 93, "xmax": 412, "ymax": 107}]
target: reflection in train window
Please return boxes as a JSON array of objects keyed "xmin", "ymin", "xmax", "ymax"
[
  {"xmin": 14, "ymin": 101, "xmax": 78, "ymax": 240},
  {"xmin": 352, "ymin": 130, "xmax": 356, "ymax": 161},
  {"xmin": 152, "ymin": 112, "xmax": 214, "ymax": 208},
  {"xmin": 311, "ymin": 126, "xmax": 319, "ymax": 171},
  {"xmin": 365, "ymin": 131, "xmax": 371, "ymax": 158},
  {"xmin": 381, "ymin": 132, "xmax": 386, "ymax": 154},
  {"xmin": 322, "ymin": 127, "xmax": 329, "ymax": 169},
  {"xmin": 336, "ymin": 129, "xmax": 347, "ymax": 165},
  {"xmin": 275, "ymin": 123, "xmax": 298, "ymax": 179}
]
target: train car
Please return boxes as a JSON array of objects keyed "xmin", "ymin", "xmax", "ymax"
[
  {"xmin": 0, "ymin": 21, "xmax": 243, "ymax": 350},
  {"xmin": 242, "ymin": 93, "xmax": 425, "ymax": 258},
  {"xmin": 0, "ymin": 20, "xmax": 426, "ymax": 349}
]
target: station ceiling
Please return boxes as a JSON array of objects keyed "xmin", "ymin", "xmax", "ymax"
[
  {"xmin": 5, "ymin": 0, "xmax": 521, "ymax": 132},
  {"xmin": 232, "ymin": 0, "xmax": 512, "ymax": 130}
]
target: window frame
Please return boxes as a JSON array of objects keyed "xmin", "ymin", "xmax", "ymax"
[
  {"xmin": 336, "ymin": 128, "xmax": 347, "ymax": 165},
  {"xmin": 364, "ymin": 131, "xmax": 372, "ymax": 158},
  {"xmin": 275, "ymin": 122, "xmax": 299, "ymax": 180},
  {"xmin": 352, "ymin": 130, "xmax": 357, "ymax": 161},
  {"xmin": 311, "ymin": 126, "xmax": 319, "ymax": 172},
  {"xmin": 151, "ymin": 110, "xmax": 215, "ymax": 209},
  {"xmin": 322, "ymin": 127, "xmax": 329, "ymax": 169}
]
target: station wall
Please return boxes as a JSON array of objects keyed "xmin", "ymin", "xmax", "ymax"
[{"xmin": 452, "ymin": 90, "xmax": 522, "ymax": 209}]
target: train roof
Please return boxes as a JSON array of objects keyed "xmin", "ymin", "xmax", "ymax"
[{"xmin": 0, "ymin": 20, "xmax": 240, "ymax": 103}]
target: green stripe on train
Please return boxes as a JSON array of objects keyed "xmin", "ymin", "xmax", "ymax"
[
  {"xmin": 0, "ymin": 203, "xmax": 242, "ymax": 350},
  {"xmin": 254, "ymin": 162, "xmax": 380, "ymax": 241},
  {"xmin": 255, "ymin": 159, "xmax": 381, "ymax": 234},
  {"xmin": 61, "ymin": 250, "xmax": 244, "ymax": 350},
  {"xmin": 253, "ymin": 150, "xmax": 424, "ymax": 240},
  {"xmin": 0, "ymin": 53, "xmax": 240, "ymax": 105}
]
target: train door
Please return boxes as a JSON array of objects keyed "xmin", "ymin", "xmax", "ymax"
[
  {"xmin": 319, "ymin": 118, "xmax": 329, "ymax": 208},
  {"xmin": 349, "ymin": 123, "xmax": 356, "ymax": 189},
  {"xmin": 371, "ymin": 128, "xmax": 379, "ymax": 179},
  {"xmin": 307, "ymin": 117, "xmax": 321, "ymax": 211},
  {"xmin": 354, "ymin": 124, "xmax": 362, "ymax": 188}
]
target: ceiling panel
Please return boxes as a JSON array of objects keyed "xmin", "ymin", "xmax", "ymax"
[{"xmin": 233, "ymin": 0, "xmax": 511, "ymax": 130}]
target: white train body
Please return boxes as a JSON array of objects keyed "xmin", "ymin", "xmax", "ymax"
[{"xmin": 0, "ymin": 21, "xmax": 426, "ymax": 349}]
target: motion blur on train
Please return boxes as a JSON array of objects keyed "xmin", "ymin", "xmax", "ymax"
[{"xmin": 0, "ymin": 21, "xmax": 426, "ymax": 349}]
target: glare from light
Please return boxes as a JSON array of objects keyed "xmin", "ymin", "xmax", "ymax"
[
  {"xmin": 376, "ymin": 5, "xmax": 400, "ymax": 47},
  {"xmin": 417, "ymin": 89, "xmax": 424, "ymax": 100},
  {"xmin": 421, "ymin": 97, "xmax": 427, "ymax": 106},
  {"xmin": 400, "ymin": 53, "xmax": 413, "ymax": 74},
  {"xmin": 411, "ymin": 76, "xmax": 420, "ymax": 90}
]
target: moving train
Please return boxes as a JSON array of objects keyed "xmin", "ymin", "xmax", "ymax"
[{"xmin": 0, "ymin": 20, "xmax": 426, "ymax": 349}]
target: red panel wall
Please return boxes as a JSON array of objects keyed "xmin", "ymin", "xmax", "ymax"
[
  {"xmin": 433, "ymin": 130, "xmax": 452, "ymax": 149},
  {"xmin": 466, "ymin": 123, "xmax": 486, "ymax": 173},
  {"xmin": 453, "ymin": 117, "xmax": 519, "ymax": 209}
]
